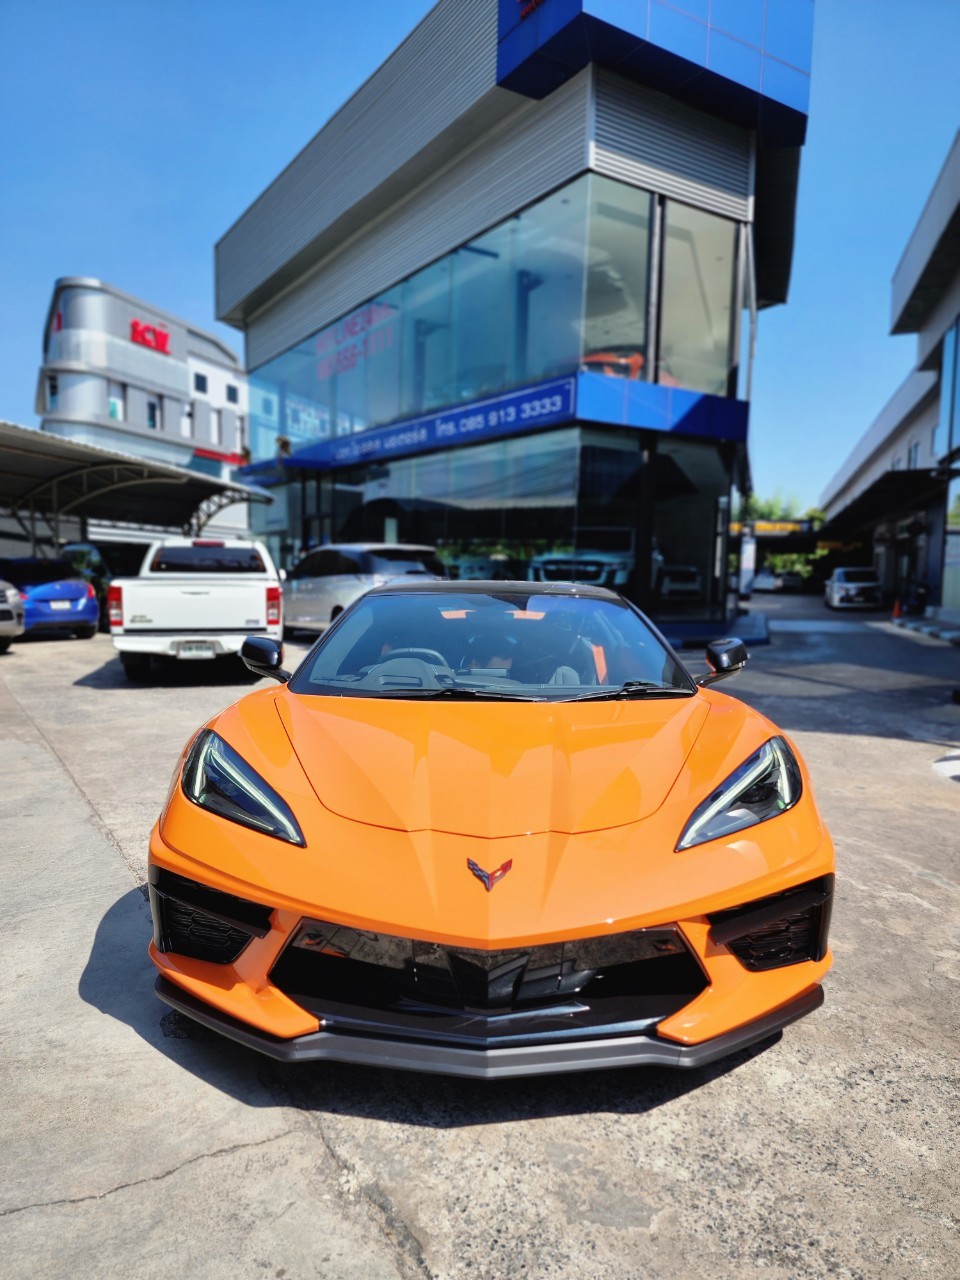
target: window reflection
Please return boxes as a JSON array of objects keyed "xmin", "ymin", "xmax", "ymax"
[
  {"xmin": 246, "ymin": 178, "xmax": 740, "ymax": 484},
  {"xmin": 659, "ymin": 201, "xmax": 737, "ymax": 394},
  {"xmin": 583, "ymin": 179, "xmax": 652, "ymax": 380}
]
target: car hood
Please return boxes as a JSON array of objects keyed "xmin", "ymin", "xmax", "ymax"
[{"xmin": 274, "ymin": 691, "xmax": 710, "ymax": 838}]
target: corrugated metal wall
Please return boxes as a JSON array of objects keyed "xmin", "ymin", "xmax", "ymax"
[
  {"xmin": 245, "ymin": 71, "xmax": 593, "ymax": 370},
  {"xmin": 593, "ymin": 70, "xmax": 753, "ymax": 221},
  {"xmin": 217, "ymin": 0, "xmax": 500, "ymax": 323}
]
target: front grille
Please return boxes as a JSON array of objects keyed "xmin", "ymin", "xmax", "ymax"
[
  {"xmin": 539, "ymin": 562, "xmax": 605, "ymax": 583},
  {"xmin": 269, "ymin": 921, "xmax": 708, "ymax": 1048},
  {"xmin": 708, "ymin": 875, "xmax": 834, "ymax": 972},
  {"xmin": 148, "ymin": 866, "xmax": 273, "ymax": 965},
  {"xmin": 0, "ymin": 607, "xmax": 13, "ymax": 622}
]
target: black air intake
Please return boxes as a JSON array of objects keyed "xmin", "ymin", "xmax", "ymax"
[
  {"xmin": 148, "ymin": 866, "xmax": 273, "ymax": 965},
  {"xmin": 707, "ymin": 875, "xmax": 834, "ymax": 971}
]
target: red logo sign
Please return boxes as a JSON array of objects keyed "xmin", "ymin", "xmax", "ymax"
[
  {"xmin": 517, "ymin": 0, "xmax": 546, "ymax": 18},
  {"xmin": 130, "ymin": 320, "xmax": 171, "ymax": 354}
]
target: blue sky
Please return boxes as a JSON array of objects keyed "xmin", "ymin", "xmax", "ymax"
[{"xmin": 2, "ymin": 1, "xmax": 958, "ymax": 512}]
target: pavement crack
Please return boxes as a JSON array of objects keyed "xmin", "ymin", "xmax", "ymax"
[
  {"xmin": 265, "ymin": 1071, "xmax": 432, "ymax": 1279},
  {"xmin": 0, "ymin": 1129, "xmax": 296, "ymax": 1219},
  {"xmin": 0, "ymin": 677, "xmax": 144, "ymax": 887}
]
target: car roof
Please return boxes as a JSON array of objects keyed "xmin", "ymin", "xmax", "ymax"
[
  {"xmin": 368, "ymin": 578, "xmax": 623, "ymax": 602},
  {"xmin": 309, "ymin": 543, "xmax": 437, "ymax": 553}
]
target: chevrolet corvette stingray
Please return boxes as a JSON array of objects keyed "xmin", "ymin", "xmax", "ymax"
[{"xmin": 149, "ymin": 581, "xmax": 834, "ymax": 1078}]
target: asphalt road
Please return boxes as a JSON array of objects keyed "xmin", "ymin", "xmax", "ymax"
[{"xmin": 1, "ymin": 598, "xmax": 958, "ymax": 1279}]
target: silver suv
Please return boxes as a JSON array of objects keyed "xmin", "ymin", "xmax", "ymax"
[{"xmin": 283, "ymin": 543, "xmax": 445, "ymax": 634}]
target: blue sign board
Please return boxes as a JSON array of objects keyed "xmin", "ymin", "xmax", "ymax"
[
  {"xmin": 272, "ymin": 371, "xmax": 748, "ymax": 477},
  {"xmin": 286, "ymin": 377, "xmax": 577, "ymax": 470}
]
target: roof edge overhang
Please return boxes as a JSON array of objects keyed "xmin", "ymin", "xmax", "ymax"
[{"xmin": 891, "ymin": 130, "xmax": 960, "ymax": 334}]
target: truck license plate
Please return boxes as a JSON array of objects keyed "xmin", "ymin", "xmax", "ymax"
[
  {"xmin": 178, "ymin": 642, "xmax": 215, "ymax": 659},
  {"xmin": 49, "ymin": 600, "xmax": 72, "ymax": 610}
]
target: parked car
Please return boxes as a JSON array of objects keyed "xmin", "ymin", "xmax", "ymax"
[
  {"xmin": 824, "ymin": 567, "xmax": 882, "ymax": 609},
  {"xmin": 779, "ymin": 571, "xmax": 805, "ymax": 593},
  {"xmin": 282, "ymin": 543, "xmax": 445, "ymax": 634},
  {"xmin": 751, "ymin": 569, "xmax": 783, "ymax": 592},
  {"xmin": 0, "ymin": 578, "xmax": 26, "ymax": 653},
  {"xmin": 148, "ymin": 580, "xmax": 834, "ymax": 1077},
  {"xmin": 0, "ymin": 557, "xmax": 99, "ymax": 639},
  {"xmin": 107, "ymin": 537, "xmax": 283, "ymax": 681},
  {"xmin": 450, "ymin": 553, "xmax": 523, "ymax": 581}
]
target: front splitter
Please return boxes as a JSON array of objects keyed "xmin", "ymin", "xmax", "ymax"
[{"xmin": 155, "ymin": 975, "xmax": 823, "ymax": 1079}]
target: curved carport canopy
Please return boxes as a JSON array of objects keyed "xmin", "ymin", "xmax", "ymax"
[{"xmin": 0, "ymin": 420, "xmax": 271, "ymax": 551}]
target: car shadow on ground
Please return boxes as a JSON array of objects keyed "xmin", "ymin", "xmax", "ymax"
[
  {"xmin": 72, "ymin": 653, "xmax": 263, "ymax": 690},
  {"xmin": 80, "ymin": 887, "xmax": 781, "ymax": 1126}
]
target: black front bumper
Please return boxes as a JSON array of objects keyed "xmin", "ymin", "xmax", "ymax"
[{"xmin": 155, "ymin": 975, "xmax": 824, "ymax": 1079}]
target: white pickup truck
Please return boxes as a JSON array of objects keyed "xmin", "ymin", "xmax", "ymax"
[{"xmin": 106, "ymin": 537, "xmax": 283, "ymax": 681}]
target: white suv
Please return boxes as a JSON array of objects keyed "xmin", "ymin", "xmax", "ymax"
[{"xmin": 282, "ymin": 543, "xmax": 445, "ymax": 634}]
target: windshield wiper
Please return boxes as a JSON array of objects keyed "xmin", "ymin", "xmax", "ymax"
[
  {"xmin": 374, "ymin": 685, "xmax": 539, "ymax": 701},
  {"xmin": 562, "ymin": 680, "xmax": 696, "ymax": 703}
]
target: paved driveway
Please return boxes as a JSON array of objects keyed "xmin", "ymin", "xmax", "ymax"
[{"xmin": 1, "ymin": 614, "xmax": 958, "ymax": 1279}]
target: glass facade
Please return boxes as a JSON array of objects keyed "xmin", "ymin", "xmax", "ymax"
[
  {"xmin": 255, "ymin": 426, "xmax": 730, "ymax": 621},
  {"xmin": 944, "ymin": 478, "xmax": 960, "ymax": 613},
  {"xmin": 248, "ymin": 171, "xmax": 745, "ymax": 624},
  {"xmin": 935, "ymin": 318, "xmax": 959, "ymax": 461},
  {"xmin": 248, "ymin": 173, "xmax": 740, "ymax": 461}
]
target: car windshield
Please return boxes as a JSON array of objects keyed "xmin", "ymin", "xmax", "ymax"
[
  {"xmin": 838, "ymin": 569, "xmax": 878, "ymax": 584},
  {"xmin": 364, "ymin": 549, "xmax": 444, "ymax": 576},
  {"xmin": 289, "ymin": 589, "xmax": 695, "ymax": 701},
  {"xmin": 0, "ymin": 559, "xmax": 79, "ymax": 587}
]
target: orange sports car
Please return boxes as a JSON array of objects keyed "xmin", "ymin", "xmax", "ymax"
[{"xmin": 149, "ymin": 581, "xmax": 834, "ymax": 1078}]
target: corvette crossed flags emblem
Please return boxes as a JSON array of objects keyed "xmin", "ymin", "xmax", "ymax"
[{"xmin": 467, "ymin": 858, "xmax": 513, "ymax": 892}]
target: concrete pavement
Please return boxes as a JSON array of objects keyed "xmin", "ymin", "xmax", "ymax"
[{"xmin": 1, "ymin": 610, "xmax": 958, "ymax": 1279}]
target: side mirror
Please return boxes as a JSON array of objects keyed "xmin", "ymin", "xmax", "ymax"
[
  {"xmin": 697, "ymin": 636, "xmax": 748, "ymax": 686},
  {"xmin": 278, "ymin": 567, "xmax": 287, "ymax": 581},
  {"xmin": 241, "ymin": 636, "xmax": 290, "ymax": 683}
]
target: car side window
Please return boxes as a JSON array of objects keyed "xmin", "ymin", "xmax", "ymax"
[
  {"xmin": 313, "ymin": 550, "xmax": 341, "ymax": 577},
  {"xmin": 335, "ymin": 553, "xmax": 363, "ymax": 575},
  {"xmin": 290, "ymin": 552, "xmax": 322, "ymax": 580}
]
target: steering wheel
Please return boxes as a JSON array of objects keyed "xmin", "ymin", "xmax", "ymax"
[{"xmin": 383, "ymin": 647, "xmax": 448, "ymax": 666}]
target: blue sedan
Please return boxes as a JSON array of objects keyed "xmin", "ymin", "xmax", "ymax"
[{"xmin": 0, "ymin": 558, "xmax": 100, "ymax": 638}]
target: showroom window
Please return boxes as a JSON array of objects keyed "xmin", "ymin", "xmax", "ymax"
[
  {"xmin": 658, "ymin": 200, "xmax": 738, "ymax": 395},
  {"xmin": 943, "ymin": 477, "xmax": 960, "ymax": 612},
  {"xmin": 246, "ymin": 173, "xmax": 741, "ymax": 463},
  {"xmin": 194, "ymin": 372, "xmax": 208, "ymax": 394},
  {"xmin": 226, "ymin": 384, "xmax": 239, "ymax": 404},
  {"xmin": 935, "ymin": 319, "xmax": 959, "ymax": 461},
  {"xmin": 583, "ymin": 179, "xmax": 652, "ymax": 379},
  {"xmin": 147, "ymin": 399, "xmax": 161, "ymax": 430},
  {"xmin": 47, "ymin": 375, "xmax": 58, "ymax": 410}
]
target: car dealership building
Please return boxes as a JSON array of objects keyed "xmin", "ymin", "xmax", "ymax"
[{"xmin": 218, "ymin": 0, "xmax": 814, "ymax": 626}]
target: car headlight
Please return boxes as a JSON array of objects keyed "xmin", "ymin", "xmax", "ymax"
[
  {"xmin": 5, "ymin": 586, "xmax": 18, "ymax": 605},
  {"xmin": 181, "ymin": 729, "xmax": 305, "ymax": 846},
  {"xmin": 676, "ymin": 736, "xmax": 802, "ymax": 851}
]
